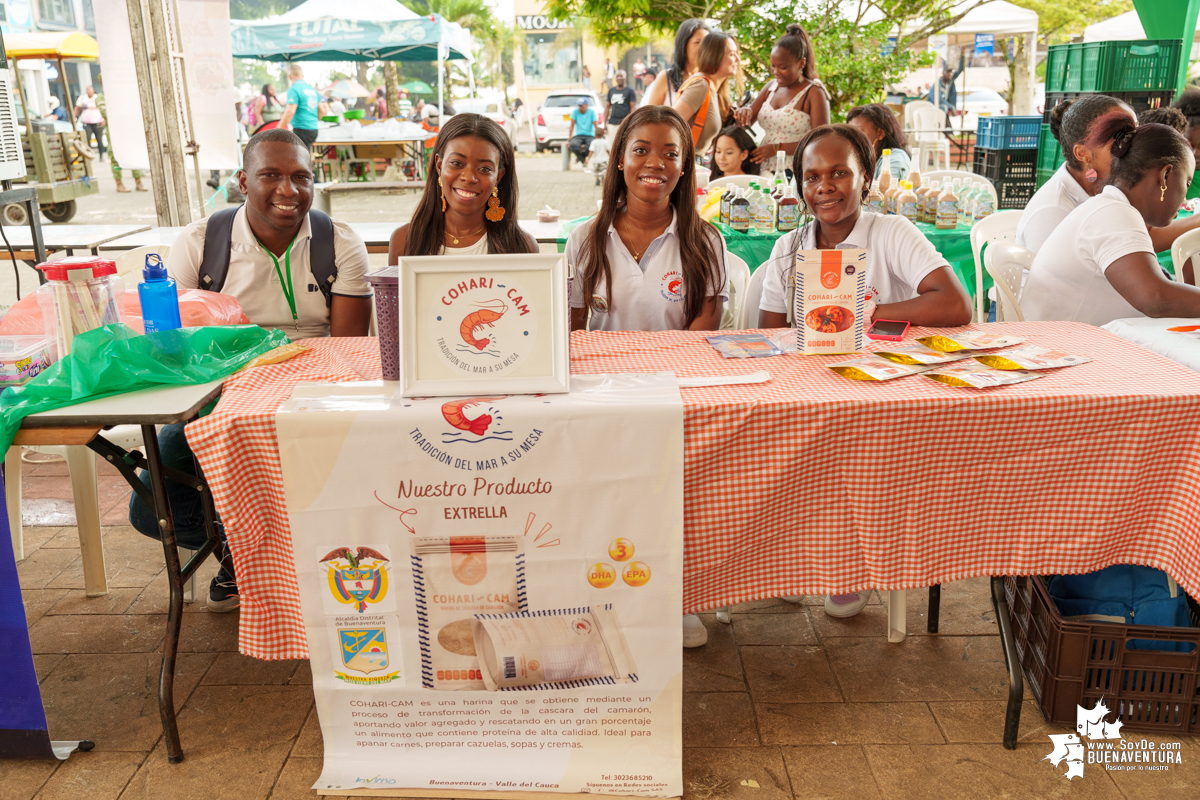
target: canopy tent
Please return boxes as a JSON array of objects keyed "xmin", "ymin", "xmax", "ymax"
[
  {"xmin": 1084, "ymin": 9, "xmax": 1200, "ymax": 44},
  {"xmin": 856, "ymin": 0, "xmax": 1039, "ymax": 113},
  {"xmin": 230, "ymin": 0, "xmax": 473, "ymax": 64},
  {"xmin": 231, "ymin": 0, "xmax": 474, "ymax": 116},
  {"xmin": 324, "ymin": 79, "xmax": 371, "ymax": 98},
  {"xmin": 398, "ymin": 79, "xmax": 433, "ymax": 94}
]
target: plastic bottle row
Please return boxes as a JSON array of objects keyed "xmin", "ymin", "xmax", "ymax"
[{"xmin": 871, "ymin": 149, "xmax": 994, "ymax": 229}]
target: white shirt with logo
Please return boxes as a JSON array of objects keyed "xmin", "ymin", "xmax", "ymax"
[
  {"xmin": 167, "ymin": 206, "xmax": 371, "ymax": 340},
  {"xmin": 565, "ymin": 210, "xmax": 730, "ymax": 332},
  {"xmin": 759, "ymin": 211, "xmax": 951, "ymax": 314}
]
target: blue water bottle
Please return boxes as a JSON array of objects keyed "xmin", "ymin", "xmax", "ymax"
[{"xmin": 138, "ymin": 253, "xmax": 182, "ymax": 333}]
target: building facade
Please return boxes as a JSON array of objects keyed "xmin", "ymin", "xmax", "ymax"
[{"xmin": 511, "ymin": 0, "xmax": 615, "ymax": 109}]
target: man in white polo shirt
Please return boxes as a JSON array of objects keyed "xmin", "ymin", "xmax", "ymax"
[{"xmin": 129, "ymin": 129, "xmax": 372, "ymax": 613}]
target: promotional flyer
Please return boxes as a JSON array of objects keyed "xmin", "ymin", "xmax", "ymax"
[{"xmin": 275, "ymin": 375, "xmax": 683, "ymax": 796}]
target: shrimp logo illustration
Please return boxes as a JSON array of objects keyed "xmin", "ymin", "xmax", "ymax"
[
  {"xmin": 460, "ymin": 299, "xmax": 507, "ymax": 351},
  {"xmin": 430, "ymin": 275, "xmax": 539, "ymax": 376},
  {"xmin": 320, "ymin": 547, "xmax": 390, "ymax": 613},
  {"xmin": 440, "ymin": 397, "xmax": 513, "ymax": 443},
  {"xmin": 659, "ymin": 269, "xmax": 683, "ymax": 302}
]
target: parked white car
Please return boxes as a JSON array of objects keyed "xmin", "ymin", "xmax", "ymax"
[
  {"xmin": 454, "ymin": 98, "xmax": 519, "ymax": 144},
  {"xmin": 534, "ymin": 90, "xmax": 604, "ymax": 152}
]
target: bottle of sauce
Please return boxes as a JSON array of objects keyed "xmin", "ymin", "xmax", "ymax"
[
  {"xmin": 907, "ymin": 166, "xmax": 922, "ymax": 191},
  {"xmin": 773, "ymin": 151, "xmax": 787, "ymax": 198},
  {"xmin": 884, "ymin": 177, "xmax": 900, "ymax": 215},
  {"xmin": 753, "ymin": 188, "xmax": 774, "ymax": 233},
  {"xmin": 777, "ymin": 184, "xmax": 800, "ymax": 230},
  {"xmin": 898, "ymin": 181, "xmax": 920, "ymax": 223},
  {"xmin": 878, "ymin": 150, "xmax": 893, "ymax": 192},
  {"xmin": 865, "ymin": 182, "xmax": 885, "ymax": 215},
  {"xmin": 974, "ymin": 186, "xmax": 994, "ymax": 220},
  {"xmin": 936, "ymin": 181, "xmax": 959, "ymax": 230},
  {"xmin": 922, "ymin": 180, "xmax": 939, "ymax": 223},
  {"xmin": 730, "ymin": 188, "xmax": 751, "ymax": 232},
  {"xmin": 720, "ymin": 183, "xmax": 733, "ymax": 225},
  {"xmin": 914, "ymin": 181, "xmax": 931, "ymax": 221}
]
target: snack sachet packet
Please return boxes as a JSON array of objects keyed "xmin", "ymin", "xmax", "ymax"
[
  {"xmin": 972, "ymin": 345, "xmax": 1091, "ymax": 370},
  {"xmin": 792, "ymin": 249, "xmax": 867, "ymax": 354},
  {"xmin": 472, "ymin": 604, "xmax": 638, "ymax": 691},
  {"xmin": 924, "ymin": 362, "xmax": 1043, "ymax": 388},
  {"xmin": 706, "ymin": 333, "xmax": 784, "ymax": 358},
  {"xmin": 873, "ymin": 342, "xmax": 975, "ymax": 365},
  {"xmin": 916, "ymin": 331, "xmax": 1024, "ymax": 352},
  {"xmin": 410, "ymin": 536, "xmax": 526, "ymax": 690},
  {"xmin": 827, "ymin": 356, "xmax": 931, "ymax": 381}
]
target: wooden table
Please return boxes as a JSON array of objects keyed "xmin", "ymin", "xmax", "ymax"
[{"xmin": 13, "ymin": 379, "xmax": 225, "ymax": 764}]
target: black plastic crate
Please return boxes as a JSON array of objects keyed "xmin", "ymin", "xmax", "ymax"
[
  {"xmin": 1044, "ymin": 90, "xmax": 1175, "ymax": 124},
  {"xmin": 996, "ymin": 178, "xmax": 1036, "ymax": 209},
  {"xmin": 973, "ymin": 147, "xmax": 1038, "ymax": 181}
]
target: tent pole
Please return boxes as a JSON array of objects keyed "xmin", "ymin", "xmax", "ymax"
[
  {"xmin": 126, "ymin": 0, "xmax": 174, "ymax": 226},
  {"xmin": 12, "ymin": 60, "xmax": 32, "ymax": 137},
  {"xmin": 59, "ymin": 57, "xmax": 77, "ymax": 128},
  {"xmin": 438, "ymin": 46, "xmax": 444, "ymax": 115}
]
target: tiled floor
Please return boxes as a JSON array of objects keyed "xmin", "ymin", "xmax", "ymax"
[{"xmin": 8, "ymin": 453, "xmax": 1200, "ymax": 799}]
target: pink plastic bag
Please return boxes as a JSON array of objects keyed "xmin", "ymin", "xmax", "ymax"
[{"xmin": 0, "ymin": 289, "xmax": 251, "ymax": 336}]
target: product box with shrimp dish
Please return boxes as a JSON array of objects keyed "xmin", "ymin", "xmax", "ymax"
[{"xmin": 792, "ymin": 249, "xmax": 867, "ymax": 354}]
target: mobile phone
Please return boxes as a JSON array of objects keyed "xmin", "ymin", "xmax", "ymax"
[{"xmin": 866, "ymin": 319, "xmax": 910, "ymax": 341}]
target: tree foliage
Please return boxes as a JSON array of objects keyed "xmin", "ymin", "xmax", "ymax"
[
  {"xmin": 1008, "ymin": 0, "xmax": 1133, "ymax": 46},
  {"xmin": 541, "ymin": 0, "xmax": 989, "ymax": 116}
]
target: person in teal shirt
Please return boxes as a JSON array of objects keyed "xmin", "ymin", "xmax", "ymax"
[
  {"xmin": 567, "ymin": 97, "xmax": 598, "ymax": 167},
  {"xmin": 280, "ymin": 63, "xmax": 321, "ymax": 149}
]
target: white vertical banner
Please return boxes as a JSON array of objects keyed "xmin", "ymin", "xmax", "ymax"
[
  {"xmin": 276, "ymin": 375, "xmax": 684, "ymax": 796},
  {"xmin": 93, "ymin": 0, "xmax": 238, "ymax": 171}
]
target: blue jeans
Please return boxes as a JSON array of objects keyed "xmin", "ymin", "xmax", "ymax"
[{"xmin": 128, "ymin": 423, "xmax": 223, "ymax": 553}]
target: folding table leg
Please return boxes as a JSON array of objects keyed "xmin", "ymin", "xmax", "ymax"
[
  {"xmin": 887, "ymin": 590, "xmax": 907, "ymax": 642},
  {"xmin": 141, "ymin": 424, "xmax": 187, "ymax": 764},
  {"xmin": 927, "ymin": 584, "xmax": 941, "ymax": 633},
  {"xmin": 990, "ymin": 576, "xmax": 1023, "ymax": 750}
]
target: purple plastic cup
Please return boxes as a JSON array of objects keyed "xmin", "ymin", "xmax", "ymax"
[{"xmin": 365, "ymin": 266, "xmax": 399, "ymax": 381}]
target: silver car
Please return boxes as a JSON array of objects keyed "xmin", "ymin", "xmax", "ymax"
[
  {"xmin": 454, "ymin": 97, "xmax": 519, "ymax": 144},
  {"xmin": 534, "ymin": 90, "xmax": 604, "ymax": 152}
]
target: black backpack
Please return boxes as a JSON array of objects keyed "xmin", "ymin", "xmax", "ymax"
[{"xmin": 199, "ymin": 205, "xmax": 337, "ymax": 307}]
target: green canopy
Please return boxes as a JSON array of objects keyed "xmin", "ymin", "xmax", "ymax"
[{"xmin": 231, "ymin": 13, "xmax": 473, "ymax": 63}]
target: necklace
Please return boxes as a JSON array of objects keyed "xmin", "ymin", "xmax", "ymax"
[{"xmin": 445, "ymin": 225, "xmax": 486, "ymax": 246}]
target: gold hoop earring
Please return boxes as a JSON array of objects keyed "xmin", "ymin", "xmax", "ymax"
[
  {"xmin": 485, "ymin": 186, "xmax": 505, "ymax": 222},
  {"xmin": 1161, "ymin": 184, "xmax": 1168, "ymax": 202},
  {"xmin": 438, "ymin": 177, "xmax": 446, "ymax": 212}
]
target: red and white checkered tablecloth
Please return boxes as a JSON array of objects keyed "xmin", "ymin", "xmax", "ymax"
[{"xmin": 188, "ymin": 322, "xmax": 1200, "ymax": 660}]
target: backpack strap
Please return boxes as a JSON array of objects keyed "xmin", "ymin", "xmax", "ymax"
[
  {"xmin": 199, "ymin": 205, "xmax": 338, "ymax": 308},
  {"xmin": 681, "ymin": 75, "xmax": 712, "ymax": 148},
  {"xmin": 307, "ymin": 209, "xmax": 337, "ymax": 308},
  {"xmin": 198, "ymin": 206, "xmax": 240, "ymax": 293}
]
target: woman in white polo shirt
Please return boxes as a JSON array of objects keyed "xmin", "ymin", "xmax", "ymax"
[
  {"xmin": 758, "ymin": 124, "xmax": 972, "ymax": 621},
  {"xmin": 566, "ymin": 104, "xmax": 728, "ymax": 334},
  {"xmin": 389, "ymin": 114, "xmax": 538, "ymax": 259},
  {"xmin": 1023, "ymin": 122, "xmax": 1200, "ymax": 326},
  {"xmin": 566, "ymin": 105, "xmax": 727, "ymax": 649}
]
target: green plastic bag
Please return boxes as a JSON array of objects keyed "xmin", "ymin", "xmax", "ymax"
[{"xmin": 0, "ymin": 324, "xmax": 289, "ymax": 453}]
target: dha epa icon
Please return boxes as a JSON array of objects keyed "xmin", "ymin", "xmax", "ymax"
[{"xmin": 1042, "ymin": 700, "xmax": 1182, "ymax": 779}]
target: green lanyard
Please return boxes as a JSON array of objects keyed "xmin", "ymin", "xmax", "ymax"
[{"xmin": 256, "ymin": 235, "xmax": 298, "ymax": 321}]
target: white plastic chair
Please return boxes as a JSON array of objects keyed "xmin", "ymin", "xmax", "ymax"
[
  {"xmin": 113, "ymin": 244, "xmax": 171, "ymax": 278},
  {"xmin": 721, "ymin": 252, "xmax": 751, "ymax": 330},
  {"xmin": 738, "ymin": 262, "xmax": 769, "ymax": 329},
  {"xmin": 984, "ymin": 242, "xmax": 1034, "ymax": 322},
  {"xmin": 910, "ymin": 106, "xmax": 950, "ymax": 172},
  {"xmin": 1171, "ymin": 227, "xmax": 1200, "ymax": 284},
  {"xmin": 969, "ymin": 210, "xmax": 1023, "ymax": 322},
  {"xmin": 903, "ymin": 100, "xmax": 936, "ymax": 135}
]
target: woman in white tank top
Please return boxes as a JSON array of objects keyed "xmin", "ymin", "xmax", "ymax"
[{"xmin": 733, "ymin": 24, "xmax": 829, "ymax": 166}]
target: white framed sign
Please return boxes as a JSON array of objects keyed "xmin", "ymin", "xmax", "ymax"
[{"xmin": 398, "ymin": 254, "xmax": 570, "ymax": 397}]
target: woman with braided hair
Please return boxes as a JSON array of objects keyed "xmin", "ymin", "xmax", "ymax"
[{"xmin": 1023, "ymin": 122, "xmax": 1200, "ymax": 326}]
